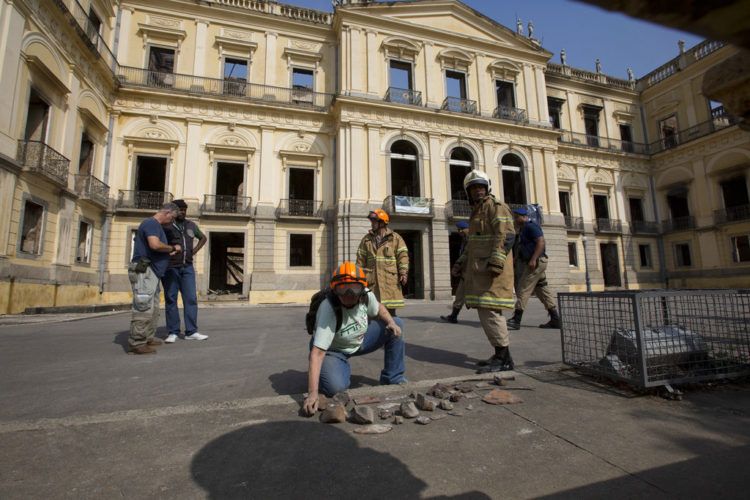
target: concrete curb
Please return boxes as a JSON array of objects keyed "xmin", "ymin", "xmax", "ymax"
[{"xmin": 23, "ymin": 303, "xmax": 131, "ymax": 315}]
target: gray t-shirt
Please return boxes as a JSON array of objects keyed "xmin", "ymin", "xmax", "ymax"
[{"xmin": 312, "ymin": 291, "xmax": 380, "ymax": 354}]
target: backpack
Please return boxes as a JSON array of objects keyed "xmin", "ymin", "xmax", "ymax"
[{"xmin": 305, "ymin": 288, "xmax": 369, "ymax": 335}]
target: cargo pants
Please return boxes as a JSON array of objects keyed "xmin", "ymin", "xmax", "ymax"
[{"xmin": 128, "ymin": 264, "xmax": 161, "ymax": 349}]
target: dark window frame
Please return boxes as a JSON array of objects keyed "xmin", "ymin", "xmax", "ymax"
[{"xmin": 289, "ymin": 233, "xmax": 313, "ymax": 268}]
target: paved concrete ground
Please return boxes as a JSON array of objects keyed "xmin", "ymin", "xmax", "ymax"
[{"xmin": 1, "ymin": 300, "xmax": 749, "ymax": 499}]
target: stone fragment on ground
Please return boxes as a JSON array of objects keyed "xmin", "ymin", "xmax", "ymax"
[
  {"xmin": 378, "ymin": 408, "xmax": 392, "ymax": 420},
  {"xmin": 400, "ymin": 401, "xmax": 419, "ymax": 418},
  {"xmin": 493, "ymin": 376, "xmax": 508, "ymax": 387},
  {"xmin": 464, "ymin": 392, "xmax": 479, "ymax": 399},
  {"xmin": 482, "ymin": 389, "xmax": 523, "ymax": 405},
  {"xmin": 456, "ymin": 382, "xmax": 474, "ymax": 393},
  {"xmin": 332, "ymin": 391, "xmax": 351, "ymax": 406},
  {"xmin": 354, "ymin": 395, "xmax": 381, "ymax": 405},
  {"xmin": 415, "ymin": 416, "xmax": 431, "ymax": 425},
  {"xmin": 475, "ymin": 381, "xmax": 491, "ymax": 388},
  {"xmin": 448, "ymin": 411, "xmax": 464, "ymax": 417},
  {"xmin": 320, "ymin": 404, "xmax": 347, "ymax": 423},
  {"xmin": 350, "ymin": 406, "xmax": 375, "ymax": 425},
  {"xmin": 429, "ymin": 383, "xmax": 452, "ymax": 400},
  {"xmin": 393, "ymin": 416, "xmax": 404, "ymax": 425},
  {"xmin": 466, "ymin": 404, "xmax": 474, "ymax": 411},
  {"xmin": 430, "ymin": 414, "xmax": 447, "ymax": 421},
  {"xmin": 438, "ymin": 400, "xmax": 454, "ymax": 410},
  {"xmin": 449, "ymin": 392, "xmax": 463, "ymax": 402},
  {"xmin": 416, "ymin": 393, "xmax": 435, "ymax": 411},
  {"xmin": 353, "ymin": 424, "xmax": 392, "ymax": 434}
]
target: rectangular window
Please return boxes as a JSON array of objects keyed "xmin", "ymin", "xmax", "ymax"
[
  {"xmin": 87, "ymin": 7, "xmax": 102, "ymax": 43},
  {"xmin": 148, "ymin": 46, "xmax": 175, "ymax": 87},
  {"xmin": 619, "ymin": 124, "xmax": 633, "ymax": 152},
  {"xmin": 292, "ymin": 67, "xmax": 314, "ymax": 91},
  {"xmin": 638, "ymin": 244, "xmax": 652, "ymax": 268},
  {"xmin": 548, "ymin": 97, "xmax": 564, "ymax": 129},
  {"xmin": 720, "ymin": 176, "xmax": 749, "ymax": 209},
  {"xmin": 76, "ymin": 220, "xmax": 93, "ymax": 264},
  {"xmin": 593, "ymin": 194, "xmax": 610, "ymax": 219},
  {"xmin": 582, "ymin": 106, "xmax": 601, "ymax": 147},
  {"xmin": 25, "ymin": 89, "xmax": 50, "ymax": 142},
  {"xmin": 445, "ymin": 70, "xmax": 467, "ymax": 99},
  {"xmin": 628, "ymin": 197, "xmax": 645, "ymax": 222},
  {"xmin": 675, "ymin": 243, "xmax": 692, "ymax": 267},
  {"xmin": 290, "ymin": 234, "xmax": 312, "ymax": 267},
  {"xmin": 19, "ymin": 200, "xmax": 45, "ymax": 255},
  {"xmin": 495, "ymin": 80, "xmax": 515, "ymax": 108},
  {"xmin": 78, "ymin": 133, "xmax": 94, "ymax": 175},
  {"xmin": 659, "ymin": 115, "xmax": 678, "ymax": 149},
  {"xmin": 223, "ymin": 57, "xmax": 248, "ymax": 96},
  {"xmin": 568, "ymin": 242, "xmax": 578, "ymax": 267},
  {"xmin": 731, "ymin": 235, "xmax": 750, "ymax": 263},
  {"xmin": 389, "ymin": 60, "xmax": 413, "ymax": 90},
  {"xmin": 288, "ymin": 167, "xmax": 315, "ymax": 216},
  {"xmin": 559, "ymin": 191, "xmax": 571, "ymax": 217},
  {"xmin": 667, "ymin": 190, "xmax": 690, "ymax": 219}
]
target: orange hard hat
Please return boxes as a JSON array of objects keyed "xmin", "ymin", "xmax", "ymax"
[
  {"xmin": 368, "ymin": 209, "xmax": 390, "ymax": 224},
  {"xmin": 330, "ymin": 261, "xmax": 368, "ymax": 289}
]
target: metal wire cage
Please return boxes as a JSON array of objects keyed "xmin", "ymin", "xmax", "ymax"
[{"xmin": 559, "ymin": 290, "xmax": 750, "ymax": 388}]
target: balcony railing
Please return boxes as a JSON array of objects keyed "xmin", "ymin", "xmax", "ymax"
[
  {"xmin": 493, "ymin": 105, "xmax": 528, "ymax": 124},
  {"xmin": 384, "ymin": 195, "xmax": 434, "ymax": 217},
  {"xmin": 17, "ymin": 140, "xmax": 70, "ymax": 186},
  {"xmin": 75, "ymin": 174, "xmax": 109, "ymax": 207},
  {"xmin": 54, "ymin": 0, "xmax": 118, "ymax": 74},
  {"xmin": 558, "ymin": 130, "xmax": 649, "ymax": 154},
  {"xmin": 117, "ymin": 190, "xmax": 173, "ymax": 210},
  {"xmin": 649, "ymin": 108, "xmax": 739, "ymax": 154},
  {"xmin": 631, "ymin": 220, "xmax": 660, "ymax": 235},
  {"xmin": 277, "ymin": 199, "xmax": 323, "ymax": 218},
  {"xmin": 117, "ymin": 66, "xmax": 334, "ymax": 111},
  {"xmin": 594, "ymin": 218, "xmax": 622, "ymax": 234},
  {"xmin": 385, "ymin": 87, "xmax": 422, "ymax": 106},
  {"xmin": 202, "ymin": 195, "xmax": 252, "ymax": 215},
  {"xmin": 662, "ymin": 216, "xmax": 696, "ymax": 233},
  {"xmin": 715, "ymin": 204, "xmax": 750, "ymax": 224},
  {"xmin": 564, "ymin": 216, "xmax": 584, "ymax": 231},
  {"xmin": 445, "ymin": 199, "xmax": 471, "ymax": 220},
  {"xmin": 441, "ymin": 97, "xmax": 477, "ymax": 115}
]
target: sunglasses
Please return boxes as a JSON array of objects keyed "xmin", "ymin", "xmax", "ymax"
[{"xmin": 333, "ymin": 284, "xmax": 365, "ymax": 298}]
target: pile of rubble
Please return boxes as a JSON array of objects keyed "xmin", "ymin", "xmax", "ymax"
[{"xmin": 304, "ymin": 376, "xmax": 526, "ymax": 434}]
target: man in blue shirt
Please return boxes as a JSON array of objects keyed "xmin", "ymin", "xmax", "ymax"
[
  {"xmin": 302, "ymin": 262, "xmax": 405, "ymax": 416},
  {"xmin": 128, "ymin": 202, "xmax": 182, "ymax": 354},
  {"xmin": 507, "ymin": 207, "xmax": 561, "ymax": 330}
]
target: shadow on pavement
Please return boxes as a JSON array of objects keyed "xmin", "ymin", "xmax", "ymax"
[
  {"xmin": 113, "ymin": 329, "xmax": 168, "ymax": 353},
  {"xmin": 404, "ymin": 315, "xmax": 482, "ymax": 328},
  {"xmin": 406, "ymin": 342, "xmax": 482, "ymax": 371},
  {"xmin": 269, "ymin": 369, "xmax": 380, "ymax": 396},
  {"xmin": 191, "ymin": 420, "xmax": 492, "ymax": 499}
]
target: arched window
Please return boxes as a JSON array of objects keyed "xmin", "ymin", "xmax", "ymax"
[
  {"xmin": 448, "ymin": 147, "xmax": 473, "ymax": 200},
  {"xmin": 501, "ymin": 153, "xmax": 526, "ymax": 206},
  {"xmin": 390, "ymin": 140, "xmax": 419, "ymax": 197}
]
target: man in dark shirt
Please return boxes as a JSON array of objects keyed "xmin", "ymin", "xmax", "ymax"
[
  {"xmin": 162, "ymin": 199, "xmax": 208, "ymax": 343},
  {"xmin": 507, "ymin": 207, "xmax": 560, "ymax": 330},
  {"xmin": 441, "ymin": 220, "xmax": 469, "ymax": 323},
  {"xmin": 128, "ymin": 202, "xmax": 181, "ymax": 354}
]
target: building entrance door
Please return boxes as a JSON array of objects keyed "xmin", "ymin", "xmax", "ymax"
[
  {"xmin": 208, "ymin": 232, "xmax": 245, "ymax": 297},
  {"xmin": 600, "ymin": 243, "xmax": 621, "ymax": 287},
  {"xmin": 398, "ymin": 230, "xmax": 423, "ymax": 299}
]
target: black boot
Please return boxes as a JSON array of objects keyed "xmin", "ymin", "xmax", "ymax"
[
  {"xmin": 476, "ymin": 346, "xmax": 514, "ymax": 373},
  {"xmin": 506, "ymin": 309, "xmax": 523, "ymax": 330},
  {"xmin": 440, "ymin": 307, "xmax": 461, "ymax": 324},
  {"xmin": 539, "ymin": 308, "xmax": 561, "ymax": 329}
]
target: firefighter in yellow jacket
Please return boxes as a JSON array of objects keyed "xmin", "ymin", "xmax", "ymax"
[
  {"xmin": 356, "ymin": 209, "xmax": 409, "ymax": 315},
  {"xmin": 454, "ymin": 170, "xmax": 516, "ymax": 373}
]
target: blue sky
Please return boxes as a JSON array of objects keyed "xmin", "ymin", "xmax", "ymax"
[{"xmin": 283, "ymin": 0, "xmax": 704, "ymax": 79}]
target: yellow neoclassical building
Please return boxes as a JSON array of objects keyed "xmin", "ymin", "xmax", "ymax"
[{"xmin": 0, "ymin": 0, "xmax": 748, "ymax": 314}]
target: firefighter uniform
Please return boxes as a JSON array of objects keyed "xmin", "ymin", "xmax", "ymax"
[{"xmin": 356, "ymin": 228, "xmax": 409, "ymax": 310}]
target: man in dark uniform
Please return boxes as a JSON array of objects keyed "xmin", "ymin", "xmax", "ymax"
[{"xmin": 441, "ymin": 220, "xmax": 469, "ymax": 323}]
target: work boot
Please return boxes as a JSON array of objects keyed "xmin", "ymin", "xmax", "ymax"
[
  {"xmin": 506, "ymin": 309, "xmax": 523, "ymax": 330},
  {"xmin": 539, "ymin": 308, "xmax": 561, "ymax": 329},
  {"xmin": 146, "ymin": 338, "xmax": 163, "ymax": 346},
  {"xmin": 128, "ymin": 345, "xmax": 157, "ymax": 355},
  {"xmin": 476, "ymin": 347, "xmax": 514, "ymax": 373},
  {"xmin": 440, "ymin": 307, "xmax": 461, "ymax": 324}
]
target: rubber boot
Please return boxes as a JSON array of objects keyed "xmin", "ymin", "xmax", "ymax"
[
  {"xmin": 539, "ymin": 308, "xmax": 561, "ymax": 329},
  {"xmin": 506, "ymin": 309, "xmax": 523, "ymax": 330},
  {"xmin": 440, "ymin": 307, "xmax": 461, "ymax": 324},
  {"xmin": 476, "ymin": 346, "xmax": 514, "ymax": 373}
]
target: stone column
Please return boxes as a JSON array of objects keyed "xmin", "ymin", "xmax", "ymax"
[
  {"xmin": 116, "ymin": 7, "xmax": 133, "ymax": 64},
  {"xmin": 183, "ymin": 119, "xmax": 203, "ymax": 201},
  {"xmin": 534, "ymin": 65, "xmax": 549, "ymax": 125},
  {"xmin": 0, "ymin": 3, "xmax": 23, "ymax": 156},
  {"xmin": 366, "ymin": 123, "xmax": 380, "ymax": 203},
  {"xmin": 62, "ymin": 73, "xmax": 81, "ymax": 182},
  {"xmin": 428, "ymin": 133, "xmax": 443, "ymax": 204},
  {"xmin": 350, "ymin": 27, "xmax": 363, "ymax": 94},
  {"xmin": 522, "ymin": 63, "xmax": 538, "ymax": 122},
  {"xmin": 423, "ymin": 42, "xmax": 436, "ymax": 107},
  {"xmin": 264, "ymin": 32, "xmax": 277, "ymax": 86},
  {"xmin": 349, "ymin": 122, "xmax": 366, "ymax": 202},
  {"xmin": 365, "ymin": 30, "xmax": 377, "ymax": 96},
  {"xmin": 0, "ymin": 167, "xmax": 17, "ymax": 257},
  {"xmin": 54, "ymin": 194, "xmax": 76, "ymax": 265},
  {"xmin": 543, "ymin": 148, "xmax": 560, "ymax": 214},
  {"xmin": 193, "ymin": 20, "xmax": 209, "ymax": 77}
]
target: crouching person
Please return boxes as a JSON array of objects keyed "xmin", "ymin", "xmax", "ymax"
[{"xmin": 303, "ymin": 262, "xmax": 406, "ymax": 416}]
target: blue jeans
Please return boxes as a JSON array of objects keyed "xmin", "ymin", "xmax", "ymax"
[
  {"xmin": 316, "ymin": 317, "xmax": 406, "ymax": 397},
  {"xmin": 162, "ymin": 265, "xmax": 198, "ymax": 336}
]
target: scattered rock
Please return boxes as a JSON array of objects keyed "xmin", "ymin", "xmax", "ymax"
[
  {"xmin": 353, "ymin": 424, "xmax": 392, "ymax": 435},
  {"xmin": 393, "ymin": 416, "xmax": 404, "ymax": 425},
  {"xmin": 430, "ymin": 383, "xmax": 452, "ymax": 399},
  {"xmin": 464, "ymin": 392, "xmax": 479, "ymax": 399},
  {"xmin": 430, "ymin": 414, "xmax": 447, "ymax": 421},
  {"xmin": 409, "ymin": 391, "xmax": 419, "ymax": 399},
  {"xmin": 378, "ymin": 408, "xmax": 392, "ymax": 420},
  {"xmin": 482, "ymin": 389, "xmax": 523, "ymax": 405},
  {"xmin": 377, "ymin": 403, "xmax": 400, "ymax": 410},
  {"xmin": 400, "ymin": 401, "xmax": 419, "ymax": 418},
  {"xmin": 466, "ymin": 404, "xmax": 474, "ymax": 411},
  {"xmin": 320, "ymin": 404, "xmax": 347, "ymax": 423},
  {"xmin": 350, "ymin": 406, "xmax": 375, "ymax": 425},
  {"xmin": 332, "ymin": 392, "xmax": 351, "ymax": 406},
  {"xmin": 475, "ymin": 381, "xmax": 491, "ymax": 388},
  {"xmin": 448, "ymin": 411, "xmax": 464, "ymax": 417},
  {"xmin": 415, "ymin": 416, "xmax": 431, "ymax": 425},
  {"xmin": 354, "ymin": 395, "xmax": 381, "ymax": 405},
  {"xmin": 416, "ymin": 393, "xmax": 435, "ymax": 411},
  {"xmin": 449, "ymin": 392, "xmax": 463, "ymax": 402},
  {"xmin": 493, "ymin": 375, "xmax": 508, "ymax": 387},
  {"xmin": 438, "ymin": 400, "xmax": 454, "ymax": 411},
  {"xmin": 456, "ymin": 383, "xmax": 474, "ymax": 393}
]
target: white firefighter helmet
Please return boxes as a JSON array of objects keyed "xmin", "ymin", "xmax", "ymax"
[{"xmin": 463, "ymin": 169, "xmax": 491, "ymax": 194}]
